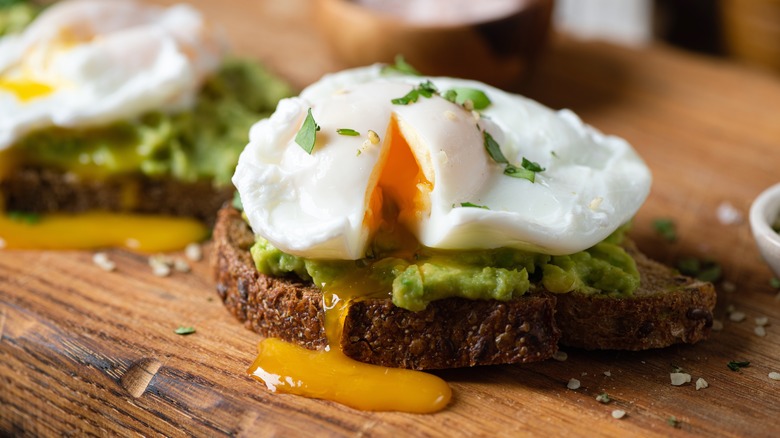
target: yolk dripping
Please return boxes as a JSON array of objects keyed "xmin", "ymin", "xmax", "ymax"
[
  {"xmin": 247, "ymin": 264, "xmax": 452, "ymax": 413},
  {"xmin": 0, "ymin": 211, "xmax": 208, "ymax": 252}
]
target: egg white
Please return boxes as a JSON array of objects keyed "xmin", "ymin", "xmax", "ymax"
[
  {"xmin": 234, "ymin": 66, "xmax": 652, "ymax": 259},
  {"xmin": 0, "ymin": 0, "xmax": 226, "ymax": 150}
]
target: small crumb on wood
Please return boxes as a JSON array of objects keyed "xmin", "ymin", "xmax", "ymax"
[
  {"xmin": 729, "ymin": 311, "xmax": 746, "ymax": 322},
  {"xmin": 596, "ymin": 393, "xmax": 611, "ymax": 403},
  {"xmin": 604, "ymin": 371, "xmax": 612, "ymax": 377},
  {"xmin": 754, "ymin": 326, "xmax": 767, "ymax": 337},
  {"xmin": 567, "ymin": 378, "xmax": 581, "ymax": 390},
  {"xmin": 712, "ymin": 320, "xmax": 724, "ymax": 331},
  {"xmin": 611, "ymin": 409, "xmax": 626, "ymax": 419},
  {"xmin": 755, "ymin": 316, "xmax": 769, "ymax": 326},
  {"xmin": 670, "ymin": 372, "xmax": 692, "ymax": 386},
  {"xmin": 768, "ymin": 372, "xmax": 780, "ymax": 381},
  {"xmin": 173, "ymin": 258, "xmax": 191, "ymax": 273},
  {"xmin": 721, "ymin": 281, "xmax": 736, "ymax": 293},
  {"xmin": 92, "ymin": 252, "xmax": 116, "ymax": 272},
  {"xmin": 149, "ymin": 255, "xmax": 172, "ymax": 277},
  {"xmin": 552, "ymin": 350, "xmax": 568, "ymax": 362},
  {"xmin": 185, "ymin": 243, "xmax": 202, "ymax": 261},
  {"xmin": 716, "ymin": 201, "xmax": 743, "ymax": 225},
  {"xmin": 695, "ymin": 377, "xmax": 709, "ymax": 390}
]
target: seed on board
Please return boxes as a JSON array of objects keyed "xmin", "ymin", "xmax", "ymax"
[{"xmin": 567, "ymin": 378, "xmax": 581, "ymax": 390}]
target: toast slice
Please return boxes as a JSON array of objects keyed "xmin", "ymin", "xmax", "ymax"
[
  {"xmin": 212, "ymin": 205, "xmax": 715, "ymax": 370},
  {"xmin": 1, "ymin": 166, "xmax": 233, "ymax": 224}
]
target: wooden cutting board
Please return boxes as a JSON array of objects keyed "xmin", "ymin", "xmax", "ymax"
[{"xmin": 3, "ymin": 1, "xmax": 780, "ymax": 436}]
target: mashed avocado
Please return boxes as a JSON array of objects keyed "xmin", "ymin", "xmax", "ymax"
[
  {"xmin": 6, "ymin": 59, "xmax": 292, "ymax": 186},
  {"xmin": 250, "ymin": 225, "xmax": 639, "ymax": 312}
]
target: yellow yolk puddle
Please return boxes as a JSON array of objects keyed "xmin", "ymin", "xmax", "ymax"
[
  {"xmin": 248, "ymin": 277, "xmax": 452, "ymax": 413},
  {"xmin": 0, "ymin": 78, "xmax": 55, "ymax": 101},
  {"xmin": 0, "ymin": 211, "xmax": 207, "ymax": 252}
]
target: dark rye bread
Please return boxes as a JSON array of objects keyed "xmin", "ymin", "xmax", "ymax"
[
  {"xmin": 212, "ymin": 206, "xmax": 560, "ymax": 370},
  {"xmin": 212, "ymin": 205, "xmax": 715, "ymax": 370},
  {"xmin": 1, "ymin": 166, "xmax": 233, "ymax": 223}
]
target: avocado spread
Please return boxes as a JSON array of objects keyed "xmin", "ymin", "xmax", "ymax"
[
  {"xmin": 4, "ymin": 60, "xmax": 292, "ymax": 185},
  {"xmin": 250, "ymin": 224, "xmax": 639, "ymax": 312}
]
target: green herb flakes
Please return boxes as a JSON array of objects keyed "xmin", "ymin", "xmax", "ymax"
[
  {"xmin": 381, "ymin": 55, "xmax": 421, "ymax": 76},
  {"xmin": 652, "ymin": 218, "xmax": 677, "ymax": 242},
  {"xmin": 391, "ymin": 81, "xmax": 438, "ymax": 105},
  {"xmin": 7, "ymin": 211, "xmax": 41, "ymax": 224},
  {"xmin": 483, "ymin": 131, "xmax": 544, "ymax": 183},
  {"xmin": 595, "ymin": 392, "xmax": 611, "ymax": 403},
  {"xmin": 295, "ymin": 108, "xmax": 320, "ymax": 154},
  {"xmin": 504, "ymin": 163, "xmax": 535, "ymax": 182},
  {"xmin": 483, "ymin": 131, "xmax": 508, "ymax": 164},
  {"xmin": 770, "ymin": 277, "xmax": 780, "ymax": 289},
  {"xmin": 460, "ymin": 202, "xmax": 489, "ymax": 210},
  {"xmin": 174, "ymin": 326, "xmax": 196, "ymax": 336},
  {"xmin": 667, "ymin": 416, "xmax": 681, "ymax": 428},
  {"xmin": 443, "ymin": 87, "xmax": 491, "ymax": 110},
  {"xmin": 727, "ymin": 360, "xmax": 750, "ymax": 371},
  {"xmin": 336, "ymin": 128, "xmax": 360, "ymax": 136},
  {"xmin": 676, "ymin": 257, "xmax": 722, "ymax": 283}
]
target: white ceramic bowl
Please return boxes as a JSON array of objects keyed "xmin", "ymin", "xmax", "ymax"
[{"xmin": 749, "ymin": 182, "xmax": 780, "ymax": 278}]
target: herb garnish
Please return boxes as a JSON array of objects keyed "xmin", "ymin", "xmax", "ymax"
[
  {"xmin": 460, "ymin": 202, "xmax": 489, "ymax": 209},
  {"xmin": 676, "ymin": 257, "xmax": 722, "ymax": 282},
  {"xmin": 443, "ymin": 87, "xmax": 492, "ymax": 110},
  {"xmin": 483, "ymin": 130, "xmax": 508, "ymax": 164},
  {"xmin": 174, "ymin": 326, "xmax": 196, "ymax": 335},
  {"xmin": 595, "ymin": 392, "xmax": 611, "ymax": 403},
  {"xmin": 232, "ymin": 191, "xmax": 243, "ymax": 211},
  {"xmin": 727, "ymin": 360, "xmax": 750, "ymax": 371},
  {"xmin": 652, "ymin": 218, "xmax": 677, "ymax": 242},
  {"xmin": 295, "ymin": 108, "xmax": 320, "ymax": 154},
  {"xmin": 7, "ymin": 211, "xmax": 41, "ymax": 224},
  {"xmin": 770, "ymin": 278, "xmax": 780, "ymax": 289},
  {"xmin": 483, "ymin": 131, "xmax": 544, "ymax": 183},
  {"xmin": 667, "ymin": 416, "xmax": 681, "ymax": 428},
  {"xmin": 391, "ymin": 80, "xmax": 438, "ymax": 105},
  {"xmin": 381, "ymin": 55, "xmax": 421, "ymax": 76},
  {"xmin": 336, "ymin": 128, "xmax": 360, "ymax": 136}
]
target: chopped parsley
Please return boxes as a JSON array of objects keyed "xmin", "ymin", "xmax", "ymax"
[
  {"xmin": 336, "ymin": 128, "xmax": 360, "ymax": 136},
  {"xmin": 595, "ymin": 392, "xmax": 611, "ymax": 403},
  {"xmin": 7, "ymin": 210, "xmax": 41, "ymax": 224},
  {"xmin": 381, "ymin": 54, "xmax": 421, "ymax": 76},
  {"xmin": 232, "ymin": 191, "xmax": 243, "ymax": 211},
  {"xmin": 652, "ymin": 218, "xmax": 677, "ymax": 243},
  {"xmin": 667, "ymin": 416, "xmax": 681, "ymax": 428},
  {"xmin": 676, "ymin": 257, "xmax": 722, "ymax": 282},
  {"xmin": 770, "ymin": 277, "xmax": 780, "ymax": 289},
  {"xmin": 460, "ymin": 202, "xmax": 489, "ymax": 209},
  {"xmin": 294, "ymin": 108, "xmax": 320, "ymax": 154},
  {"xmin": 483, "ymin": 131, "xmax": 544, "ymax": 183},
  {"xmin": 727, "ymin": 360, "xmax": 750, "ymax": 371},
  {"xmin": 174, "ymin": 326, "xmax": 196, "ymax": 336},
  {"xmin": 391, "ymin": 80, "xmax": 438, "ymax": 105},
  {"xmin": 443, "ymin": 87, "xmax": 492, "ymax": 110}
]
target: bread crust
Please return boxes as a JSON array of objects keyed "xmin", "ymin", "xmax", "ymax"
[
  {"xmin": 212, "ymin": 206, "xmax": 560, "ymax": 370},
  {"xmin": 212, "ymin": 205, "xmax": 715, "ymax": 369},
  {"xmin": 1, "ymin": 166, "xmax": 232, "ymax": 223}
]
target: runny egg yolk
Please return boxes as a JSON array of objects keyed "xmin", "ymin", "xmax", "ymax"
[
  {"xmin": 0, "ymin": 212, "xmax": 208, "ymax": 252},
  {"xmin": 248, "ymin": 274, "xmax": 452, "ymax": 413},
  {"xmin": 0, "ymin": 78, "xmax": 55, "ymax": 101}
]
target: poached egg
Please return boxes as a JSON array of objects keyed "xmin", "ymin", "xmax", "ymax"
[
  {"xmin": 0, "ymin": 0, "xmax": 226, "ymax": 150},
  {"xmin": 234, "ymin": 66, "xmax": 652, "ymax": 259}
]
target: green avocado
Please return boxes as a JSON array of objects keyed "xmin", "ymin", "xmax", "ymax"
[
  {"xmin": 6, "ymin": 59, "xmax": 293, "ymax": 186},
  {"xmin": 250, "ymin": 225, "xmax": 640, "ymax": 312}
]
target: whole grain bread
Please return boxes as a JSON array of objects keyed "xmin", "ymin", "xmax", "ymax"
[
  {"xmin": 1, "ymin": 166, "xmax": 233, "ymax": 223},
  {"xmin": 212, "ymin": 205, "xmax": 715, "ymax": 370}
]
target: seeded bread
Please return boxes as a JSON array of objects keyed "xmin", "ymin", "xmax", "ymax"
[
  {"xmin": 1, "ymin": 166, "xmax": 233, "ymax": 223},
  {"xmin": 212, "ymin": 205, "xmax": 715, "ymax": 370}
]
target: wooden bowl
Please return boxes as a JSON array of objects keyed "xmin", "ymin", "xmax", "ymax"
[{"xmin": 315, "ymin": 0, "xmax": 554, "ymax": 89}]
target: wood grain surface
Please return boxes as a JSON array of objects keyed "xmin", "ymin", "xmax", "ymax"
[{"xmin": 3, "ymin": 0, "xmax": 780, "ymax": 436}]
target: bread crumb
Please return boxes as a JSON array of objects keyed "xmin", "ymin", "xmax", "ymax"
[
  {"xmin": 670, "ymin": 372, "xmax": 691, "ymax": 386},
  {"xmin": 92, "ymin": 252, "xmax": 116, "ymax": 272},
  {"xmin": 185, "ymin": 243, "xmax": 203, "ymax": 261},
  {"xmin": 712, "ymin": 320, "xmax": 724, "ymax": 331},
  {"xmin": 567, "ymin": 378, "xmax": 581, "ymax": 390},
  {"xmin": 769, "ymin": 372, "xmax": 780, "ymax": 381},
  {"xmin": 729, "ymin": 311, "xmax": 746, "ymax": 322},
  {"xmin": 695, "ymin": 378, "xmax": 708, "ymax": 390},
  {"xmin": 755, "ymin": 316, "xmax": 769, "ymax": 326},
  {"xmin": 173, "ymin": 258, "xmax": 191, "ymax": 273},
  {"xmin": 754, "ymin": 326, "xmax": 767, "ymax": 337},
  {"xmin": 552, "ymin": 351, "xmax": 568, "ymax": 362},
  {"xmin": 611, "ymin": 409, "xmax": 626, "ymax": 419},
  {"xmin": 149, "ymin": 255, "xmax": 172, "ymax": 277},
  {"xmin": 716, "ymin": 201, "xmax": 743, "ymax": 225},
  {"xmin": 604, "ymin": 371, "xmax": 612, "ymax": 377}
]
